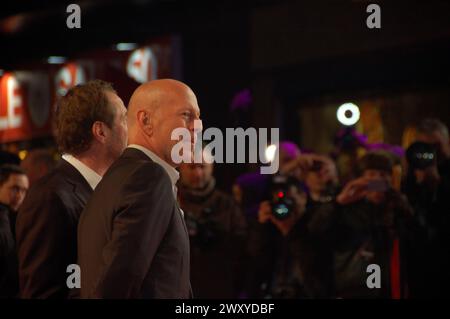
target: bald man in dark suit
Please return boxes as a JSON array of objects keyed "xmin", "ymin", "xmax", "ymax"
[{"xmin": 78, "ymin": 79, "xmax": 201, "ymax": 298}]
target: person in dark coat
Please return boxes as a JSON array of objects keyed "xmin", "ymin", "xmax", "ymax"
[
  {"xmin": 0, "ymin": 165, "xmax": 28, "ymax": 298},
  {"xmin": 178, "ymin": 153, "xmax": 247, "ymax": 298},
  {"xmin": 331, "ymin": 151, "xmax": 416, "ymax": 299},
  {"xmin": 16, "ymin": 80, "xmax": 128, "ymax": 299}
]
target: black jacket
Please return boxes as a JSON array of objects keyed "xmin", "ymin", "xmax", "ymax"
[
  {"xmin": 179, "ymin": 180, "xmax": 247, "ymax": 298},
  {"xmin": 78, "ymin": 148, "xmax": 192, "ymax": 299},
  {"xmin": 16, "ymin": 159, "xmax": 93, "ymax": 299},
  {"xmin": 0, "ymin": 203, "xmax": 18, "ymax": 298}
]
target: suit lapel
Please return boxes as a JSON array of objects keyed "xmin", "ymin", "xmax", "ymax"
[
  {"xmin": 122, "ymin": 148, "xmax": 190, "ymax": 237},
  {"xmin": 71, "ymin": 180, "xmax": 93, "ymax": 205},
  {"xmin": 59, "ymin": 159, "xmax": 93, "ymax": 204}
]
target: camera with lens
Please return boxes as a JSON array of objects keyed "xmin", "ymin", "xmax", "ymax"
[
  {"xmin": 269, "ymin": 174, "xmax": 298, "ymax": 220},
  {"xmin": 406, "ymin": 142, "xmax": 437, "ymax": 170}
]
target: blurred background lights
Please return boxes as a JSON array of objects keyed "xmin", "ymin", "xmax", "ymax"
[
  {"xmin": 47, "ymin": 56, "xmax": 67, "ymax": 64},
  {"xmin": 115, "ymin": 43, "xmax": 138, "ymax": 51},
  {"xmin": 265, "ymin": 144, "xmax": 277, "ymax": 162},
  {"xmin": 337, "ymin": 102, "xmax": 360, "ymax": 126}
]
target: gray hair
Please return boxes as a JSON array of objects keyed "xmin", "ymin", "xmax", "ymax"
[{"xmin": 417, "ymin": 118, "xmax": 449, "ymax": 141}]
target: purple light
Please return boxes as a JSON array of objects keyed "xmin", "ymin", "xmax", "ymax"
[{"xmin": 230, "ymin": 89, "xmax": 252, "ymax": 111}]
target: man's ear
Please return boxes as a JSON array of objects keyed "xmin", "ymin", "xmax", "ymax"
[
  {"xmin": 92, "ymin": 121, "xmax": 107, "ymax": 144},
  {"xmin": 137, "ymin": 110, "xmax": 152, "ymax": 136}
]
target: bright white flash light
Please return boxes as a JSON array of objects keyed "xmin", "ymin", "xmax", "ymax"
[
  {"xmin": 265, "ymin": 144, "xmax": 277, "ymax": 162},
  {"xmin": 115, "ymin": 43, "xmax": 138, "ymax": 51},
  {"xmin": 47, "ymin": 56, "xmax": 67, "ymax": 64},
  {"xmin": 337, "ymin": 103, "xmax": 360, "ymax": 126}
]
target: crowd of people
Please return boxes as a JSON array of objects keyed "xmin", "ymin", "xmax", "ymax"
[
  {"xmin": 176, "ymin": 118, "xmax": 450, "ymax": 299},
  {"xmin": 0, "ymin": 78, "xmax": 449, "ymax": 299},
  {"xmin": 233, "ymin": 119, "xmax": 450, "ymax": 299}
]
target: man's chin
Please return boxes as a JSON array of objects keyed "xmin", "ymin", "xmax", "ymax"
[{"xmin": 192, "ymin": 183, "xmax": 206, "ymax": 190}]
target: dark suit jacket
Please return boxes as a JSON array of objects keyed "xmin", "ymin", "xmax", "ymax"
[
  {"xmin": 78, "ymin": 147, "xmax": 191, "ymax": 299},
  {"xmin": 16, "ymin": 160, "xmax": 93, "ymax": 298},
  {"xmin": 0, "ymin": 204, "xmax": 18, "ymax": 298}
]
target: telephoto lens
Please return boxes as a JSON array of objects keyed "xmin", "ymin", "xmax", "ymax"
[
  {"xmin": 269, "ymin": 174, "xmax": 297, "ymax": 220},
  {"xmin": 271, "ymin": 192, "xmax": 294, "ymax": 220},
  {"xmin": 406, "ymin": 141, "xmax": 437, "ymax": 170}
]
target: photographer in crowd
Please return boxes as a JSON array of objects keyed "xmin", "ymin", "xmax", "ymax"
[
  {"xmin": 178, "ymin": 149, "xmax": 247, "ymax": 299},
  {"xmin": 404, "ymin": 119, "xmax": 450, "ymax": 232},
  {"xmin": 403, "ymin": 118, "xmax": 450, "ymax": 297},
  {"xmin": 233, "ymin": 141, "xmax": 302, "ymax": 222},
  {"xmin": 246, "ymin": 153, "xmax": 339, "ymax": 298},
  {"xmin": 332, "ymin": 151, "xmax": 416, "ymax": 298}
]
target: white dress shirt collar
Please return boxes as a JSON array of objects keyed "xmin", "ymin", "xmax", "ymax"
[{"xmin": 62, "ymin": 154, "xmax": 102, "ymax": 190}]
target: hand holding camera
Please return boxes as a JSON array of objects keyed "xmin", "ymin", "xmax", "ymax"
[
  {"xmin": 336, "ymin": 177, "xmax": 371, "ymax": 205},
  {"xmin": 258, "ymin": 176, "xmax": 307, "ymax": 236},
  {"xmin": 406, "ymin": 141, "xmax": 441, "ymax": 186},
  {"xmin": 336, "ymin": 176, "xmax": 390, "ymax": 205},
  {"xmin": 258, "ymin": 200, "xmax": 299, "ymax": 236}
]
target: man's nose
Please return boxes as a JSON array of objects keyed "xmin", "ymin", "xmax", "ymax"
[
  {"xmin": 12, "ymin": 192, "xmax": 20, "ymax": 203},
  {"xmin": 17, "ymin": 189, "xmax": 27, "ymax": 200},
  {"xmin": 193, "ymin": 168, "xmax": 204, "ymax": 178},
  {"xmin": 191, "ymin": 119, "xmax": 203, "ymax": 134}
]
